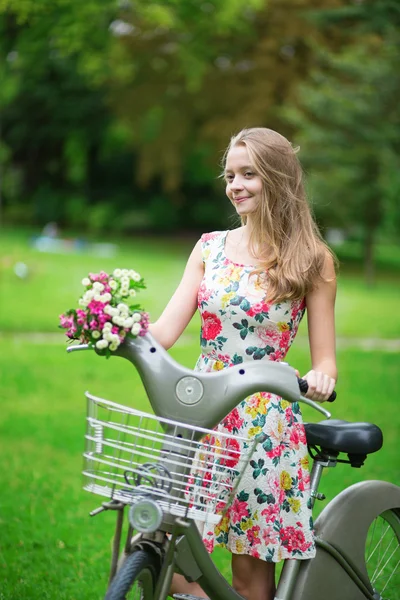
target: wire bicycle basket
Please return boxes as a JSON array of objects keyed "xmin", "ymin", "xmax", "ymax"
[{"xmin": 83, "ymin": 392, "xmax": 257, "ymax": 525}]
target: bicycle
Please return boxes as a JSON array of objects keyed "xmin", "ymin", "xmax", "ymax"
[{"xmin": 68, "ymin": 332, "xmax": 400, "ymax": 600}]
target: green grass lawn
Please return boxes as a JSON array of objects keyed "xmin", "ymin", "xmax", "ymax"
[
  {"xmin": 1, "ymin": 227, "xmax": 400, "ymax": 338},
  {"xmin": 1, "ymin": 340, "xmax": 399, "ymax": 599},
  {"xmin": 0, "ymin": 227, "xmax": 399, "ymax": 599}
]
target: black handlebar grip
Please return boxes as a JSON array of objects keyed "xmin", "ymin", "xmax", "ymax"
[{"xmin": 298, "ymin": 378, "xmax": 336, "ymax": 402}]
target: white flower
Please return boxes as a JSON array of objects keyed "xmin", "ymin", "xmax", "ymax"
[
  {"xmin": 103, "ymin": 330, "xmax": 112, "ymax": 341},
  {"xmin": 101, "ymin": 293, "xmax": 112, "ymax": 303},
  {"xmin": 78, "ymin": 298, "xmax": 88, "ymax": 307},
  {"xmin": 112, "ymin": 316, "xmax": 122, "ymax": 326},
  {"xmin": 124, "ymin": 317, "xmax": 133, "ymax": 328},
  {"xmin": 94, "ymin": 294, "xmax": 102, "ymax": 302},
  {"xmin": 83, "ymin": 290, "xmax": 94, "ymax": 302},
  {"xmin": 93, "ymin": 282, "xmax": 104, "ymax": 292},
  {"xmin": 117, "ymin": 303, "xmax": 129, "ymax": 312},
  {"xmin": 128, "ymin": 289, "xmax": 136, "ymax": 298},
  {"xmin": 131, "ymin": 323, "xmax": 141, "ymax": 336},
  {"xmin": 113, "ymin": 269, "xmax": 122, "ymax": 278},
  {"xmin": 132, "ymin": 312, "xmax": 141, "ymax": 323},
  {"xmin": 121, "ymin": 276, "xmax": 130, "ymax": 286},
  {"xmin": 121, "ymin": 269, "xmax": 129, "ymax": 276},
  {"xmin": 96, "ymin": 339, "xmax": 109, "ymax": 349},
  {"xmin": 92, "ymin": 330, "xmax": 101, "ymax": 339},
  {"xmin": 102, "ymin": 322, "xmax": 112, "ymax": 330},
  {"xmin": 109, "ymin": 341, "xmax": 119, "ymax": 351},
  {"xmin": 132, "ymin": 272, "xmax": 141, "ymax": 282},
  {"xmin": 109, "ymin": 279, "xmax": 117, "ymax": 290},
  {"xmin": 120, "ymin": 287, "xmax": 129, "ymax": 297},
  {"xmin": 81, "ymin": 277, "xmax": 91, "ymax": 286}
]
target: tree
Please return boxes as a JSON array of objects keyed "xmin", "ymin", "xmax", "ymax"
[{"xmin": 284, "ymin": 1, "xmax": 400, "ymax": 284}]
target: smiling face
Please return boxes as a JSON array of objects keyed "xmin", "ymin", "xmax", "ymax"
[{"xmin": 224, "ymin": 144, "xmax": 263, "ymax": 219}]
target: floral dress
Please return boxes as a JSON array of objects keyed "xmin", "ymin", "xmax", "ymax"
[{"xmin": 195, "ymin": 230, "xmax": 315, "ymax": 562}]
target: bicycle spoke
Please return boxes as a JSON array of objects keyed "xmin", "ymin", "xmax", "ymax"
[
  {"xmin": 381, "ymin": 557, "xmax": 400, "ymax": 593},
  {"xmin": 365, "ymin": 510, "xmax": 400, "ymax": 600},
  {"xmin": 367, "ymin": 522, "xmax": 390, "ymax": 563},
  {"xmin": 372, "ymin": 544, "xmax": 399, "ymax": 584},
  {"xmin": 370, "ymin": 534, "xmax": 395, "ymax": 581}
]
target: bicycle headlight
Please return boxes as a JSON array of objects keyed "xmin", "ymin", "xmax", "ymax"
[{"xmin": 128, "ymin": 499, "xmax": 163, "ymax": 533}]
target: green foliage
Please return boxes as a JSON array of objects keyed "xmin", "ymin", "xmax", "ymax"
[
  {"xmin": 284, "ymin": 4, "xmax": 400, "ymax": 281},
  {"xmin": 0, "ymin": 0, "xmax": 399, "ymax": 238}
]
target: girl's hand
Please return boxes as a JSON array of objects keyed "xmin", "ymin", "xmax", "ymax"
[{"xmin": 300, "ymin": 370, "xmax": 336, "ymax": 403}]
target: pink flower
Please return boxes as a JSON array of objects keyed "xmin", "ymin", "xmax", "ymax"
[
  {"xmin": 201, "ymin": 312, "xmax": 222, "ymax": 340},
  {"xmin": 266, "ymin": 445, "xmax": 282, "ymax": 460},
  {"xmin": 261, "ymin": 503, "xmax": 280, "ymax": 523},
  {"xmin": 59, "ymin": 314, "xmax": 74, "ymax": 329},
  {"xmin": 87, "ymin": 300, "xmax": 106, "ymax": 315},
  {"xmin": 66, "ymin": 325, "xmax": 77, "ymax": 338},
  {"xmin": 98, "ymin": 313, "xmax": 110, "ymax": 326},
  {"xmin": 89, "ymin": 319, "xmax": 98, "ymax": 329},
  {"xmin": 198, "ymin": 281, "xmax": 212, "ymax": 304},
  {"xmin": 203, "ymin": 538, "xmax": 214, "ymax": 553},
  {"xmin": 201, "ymin": 232, "xmax": 220, "ymax": 243},
  {"xmin": 246, "ymin": 525, "xmax": 261, "ymax": 546},
  {"xmin": 219, "ymin": 437, "xmax": 241, "ymax": 468},
  {"xmin": 222, "ymin": 408, "xmax": 244, "ymax": 433},
  {"xmin": 262, "ymin": 525, "xmax": 279, "ymax": 545},
  {"xmin": 279, "ymin": 330, "xmax": 291, "ymax": 349},
  {"xmin": 76, "ymin": 309, "xmax": 87, "ymax": 325},
  {"xmin": 256, "ymin": 325, "xmax": 280, "ymax": 346},
  {"xmin": 246, "ymin": 301, "xmax": 271, "ymax": 317},
  {"xmin": 269, "ymin": 349, "xmax": 284, "ymax": 362},
  {"xmin": 280, "ymin": 525, "xmax": 312, "ymax": 553},
  {"xmin": 229, "ymin": 497, "xmax": 249, "ymax": 524},
  {"xmin": 291, "ymin": 299, "xmax": 305, "ymax": 320},
  {"xmin": 298, "ymin": 467, "xmax": 310, "ymax": 492}
]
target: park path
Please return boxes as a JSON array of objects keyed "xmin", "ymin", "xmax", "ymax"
[{"xmin": 2, "ymin": 332, "xmax": 400, "ymax": 352}]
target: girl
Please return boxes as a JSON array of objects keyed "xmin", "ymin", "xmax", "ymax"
[{"xmin": 150, "ymin": 127, "xmax": 337, "ymax": 600}]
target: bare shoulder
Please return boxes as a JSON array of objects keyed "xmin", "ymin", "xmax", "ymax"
[
  {"xmin": 320, "ymin": 248, "xmax": 337, "ymax": 280},
  {"xmin": 186, "ymin": 237, "xmax": 205, "ymax": 271},
  {"xmin": 321, "ymin": 248, "xmax": 337, "ymax": 281}
]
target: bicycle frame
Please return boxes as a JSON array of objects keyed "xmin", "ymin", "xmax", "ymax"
[
  {"xmin": 99, "ymin": 451, "xmax": 400, "ymax": 600},
  {"xmin": 69, "ymin": 333, "xmax": 400, "ymax": 599}
]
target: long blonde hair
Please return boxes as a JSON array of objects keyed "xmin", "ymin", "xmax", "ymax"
[{"xmin": 224, "ymin": 127, "xmax": 335, "ymax": 303}]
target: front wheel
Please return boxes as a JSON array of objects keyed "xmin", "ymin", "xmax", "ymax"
[
  {"xmin": 365, "ymin": 508, "xmax": 400, "ymax": 599},
  {"xmin": 105, "ymin": 549, "xmax": 160, "ymax": 600}
]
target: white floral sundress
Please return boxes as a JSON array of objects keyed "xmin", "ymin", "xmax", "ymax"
[{"xmin": 194, "ymin": 230, "xmax": 316, "ymax": 562}]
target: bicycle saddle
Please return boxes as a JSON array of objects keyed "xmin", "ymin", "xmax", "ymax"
[{"xmin": 304, "ymin": 419, "xmax": 383, "ymax": 455}]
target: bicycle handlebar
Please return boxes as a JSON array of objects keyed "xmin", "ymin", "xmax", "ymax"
[
  {"xmin": 298, "ymin": 378, "xmax": 337, "ymax": 403},
  {"xmin": 67, "ymin": 334, "xmax": 332, "ymax": 423}
]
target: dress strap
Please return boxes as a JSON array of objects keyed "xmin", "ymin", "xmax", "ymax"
[{"xmin": 199, "ymin": 231, "xmax": 227, "ymax": 264}]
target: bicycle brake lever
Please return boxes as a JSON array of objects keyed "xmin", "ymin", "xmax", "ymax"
[{"xmin": 299, "ymin": 396, "xmax": 332, "ymax": 419}]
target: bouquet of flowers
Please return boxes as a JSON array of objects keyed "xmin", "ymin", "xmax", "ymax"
[{"xmin": 59, "ymin": 268, "xmax": 149, "ymax": 357}]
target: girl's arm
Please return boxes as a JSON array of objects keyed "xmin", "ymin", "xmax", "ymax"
[
  {"xmin": 149, "ymin": 239, "xmax": 204, "ymax": 349},
  {"xmin": 303, "ymin": 252, "xmax": 337, "ymax": 402}
]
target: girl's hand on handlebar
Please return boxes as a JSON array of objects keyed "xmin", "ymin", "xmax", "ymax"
[{"xmin": 298, "ymin": 370, "xmax": 336, "ymax": 403}]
